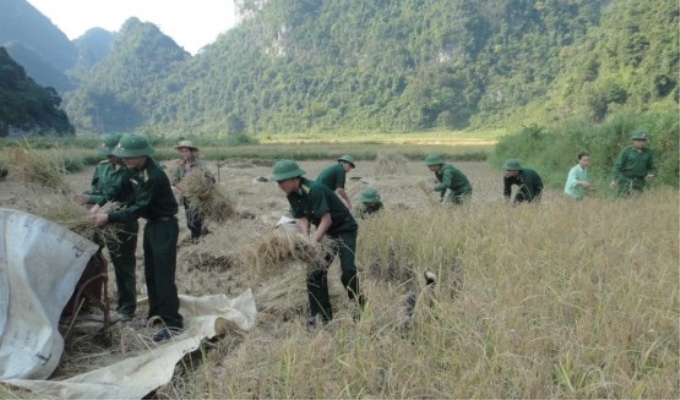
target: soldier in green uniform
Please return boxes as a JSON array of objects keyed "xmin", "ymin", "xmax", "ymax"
[
  {"xmin": 424, "ymin": 154, "xmax": 473, "ymax": 204},
  {"xmin": 502, "ymin": 159, "xmax": 543, "ymax": 203},
  {"xmin": 315, "ymin": 155, "xmax": 355, "ymax": 208},
  {"xmin": 72, "ymin": 133, "xmax": 138, "ymax": 321},
  {"xmin": 92, "ymin": 134, "xmax": 183, "ymax": 342},
  {"xmin": 353, "ymin": 187, "xmax": 384, "ymax": 219},
  {"xmin": 610, "ymin": 130, "xmax": 655, "ymax": 197},
  {"xmin": 171, "ymin": 140, "xmax": 215, "ymax": 240},
  {"xmin": 270, "ymin": 159, "xmax": 363, "ymax": 327}
]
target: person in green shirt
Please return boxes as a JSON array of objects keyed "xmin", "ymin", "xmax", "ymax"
[
  {"xmin": 71, "ymin": 133, "xmax": 138, "ymax": 321},
  {"xmin": 610, "ymin": 130, "xmax": 656, "ymax": 197},
  {"xmin": 315, "ymin": 155, "xmax": 355, "ymax": 208},
  {"xmin": 564, "ymin": 152, "xmax": 592, "ymax": 201},
  {"xmin": 502, "ymin": 159, "xmax": 543, "ymax": 203},
  {"xmin": 170, "ymin": 140, "xmax": 215, "ymax": 240},
  {"xmin": 270, "ymin": 159, "xmax": 363, "ymax": 327},
  {"xmin": 353, "ymin": 187, "xmax": 384, "ymax": 219},
  {"xmin": 92, "ymin": 134, "xmax": 183, "ymax": 342},
  {"xmin": 424, "ymin": 154, "xmax": 473, "ymax": 204}
]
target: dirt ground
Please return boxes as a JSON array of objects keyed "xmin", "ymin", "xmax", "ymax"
[{"xmin": 1, "ymin": 158, "xmax": 508, "ymax": 380}]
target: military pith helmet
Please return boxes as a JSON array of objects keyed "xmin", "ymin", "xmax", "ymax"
[
  {"xmin": 97, "ymin": 133, "xmax": 122, "ymax": 156},
  {"xmin": 631, "ymin": 130, "xmax": 648, "ymax": 141},
  {"xmin": 269, "ymin": 159, "xmax": 306, "ymax": 181},
  {"xmin": 424, "ymin": 154, "xmax": 444, "ymax": 166},
  {"xmin": 338, "ymin": 155, "xmax": 356, "ymax": 168},
  {"xmin": 112, "ymin": 134, "xmax": 155, "ymax": 158},
  {"xmin": 358, "ymin": 187, "xmax": 381, "ymax": 203},
  {"xmin": 502, "ymin": 158, "xmax": 522, "ymax": 171},
  {"xmin": 175, "ymin": 140, "xmax": 199, "ymax": 151}
]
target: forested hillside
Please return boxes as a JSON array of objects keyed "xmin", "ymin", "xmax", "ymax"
[
  {"xmin": 0, "ymin": 47, "xmax": 74, "ymax": 136},
  {"xmin": 61, "ymin": 0, "xmax": 678, "ymax": 135}
]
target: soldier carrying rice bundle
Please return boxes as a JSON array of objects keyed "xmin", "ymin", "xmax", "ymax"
[{"xmin": 171, "ymin": 140, "xmax": 220, "ymax": 241}]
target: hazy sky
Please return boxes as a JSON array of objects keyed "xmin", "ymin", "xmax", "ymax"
[{"xmin": 26, "ymin": 0, "xmax": 237, "ymax": 55}]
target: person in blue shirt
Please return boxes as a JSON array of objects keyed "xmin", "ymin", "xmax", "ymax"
[{"xmin": 564, "ymin": 152, "xmax": 592, "ymax": 200}]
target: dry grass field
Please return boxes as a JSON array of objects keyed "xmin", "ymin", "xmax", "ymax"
[{"xmin": 1, "ymin": 157, "xmax": 678, "ymax": 398}]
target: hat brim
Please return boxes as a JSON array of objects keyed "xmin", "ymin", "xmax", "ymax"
[
  {"xmin": 268, "ymin": 168, "xmax": 306, "ymax": 182},
  {"xmin": 113, "ymin": 147, "xmax": 155, "ymax": 158},
  {"xmin": 338, "ymin": 159, "xmax": 355, "ymax": 168},
  {"xmin": 175, "ymin": 145, "xmax": 199, "ymax": 151},
  {"xmin": 97, "ymin": 147, "xmax": 115, "ymax": 157}
]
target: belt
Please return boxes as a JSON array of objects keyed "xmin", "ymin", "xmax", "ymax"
[{"xmin": 148, "ymin": 216, "xmax": 176, "ymax": 223}]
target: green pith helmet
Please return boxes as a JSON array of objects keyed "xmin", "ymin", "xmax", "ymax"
[
  {"xmin": 358, "ymin": 187, "xmax": 381, "ymax": 203},
  {"xmin": 269, "ymin": 159, "xmax": 306, "ymax": 181},
  {"xmin": 112, "ymin": 134, "xmax": 155, "ymax": 158},
  {"xmin": 97, "ymin": 133, "xmax": 123, "ymax": 156},
  {"xmin": 502, "ymin": 158, "xmax": 522, "ymax": 171},
  {"xmin": 424, "ymin": 154, "xmax": 444, "ymax": 166},
  {"xmin": 338, "ymin": 155, "xmax": 356, "ymax": 168},
  {"xmin": 631, "ymin": 130, "xmax": 649, "ymax": 141}
]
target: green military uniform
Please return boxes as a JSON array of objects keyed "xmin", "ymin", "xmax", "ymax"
[
  {"xmin": 612, "ymin": 132, "xmax": 655, "ymax": 197},
  {"xmin": 316, "ymin": 162, "xmax": 347, "ymax": 191},
  {"xmin": 434, "ymin": 164, "xmax": 473, "ymax": 204},
  {"xmin": 503, "ymin": 159, "xmax": 543, "ymax": 203},
  {"xmin": 353, "ymin": 187, "xmax": 384, "ymax": 219},
  {"xmin": 85, "ymin": 134, "xmax": 138, "ymax": 317},
  {"xmin": 424, "ymin": 155, "xmax": 473, "ymax": 204},
  {"xmin": 271, "ymin": 160, "xmax": 361, "ymax": 324},
  {"xmin": 171, "ymin": 155, "xmax": 215, "ymax": 239},
  {"xmin": 108, "ymin": 134, "xmax": 183, "ymax": 333}
]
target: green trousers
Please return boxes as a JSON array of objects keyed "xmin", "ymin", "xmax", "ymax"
[
  {"xmin": 105, "ymin": 220, "xmax": 139, "ymax": 316},
  {"xmin": 307, "ymin": 230, "xmax": 362, "ymax": 322},
  {"xmin": 143, "ymin": 218, "xmax": 183, "ymax": 329},
  {"xmin": 616, "ymin": 176, "xmax": 645, "ymax": 197}
]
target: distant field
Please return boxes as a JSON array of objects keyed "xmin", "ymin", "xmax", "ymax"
[{"xmin": 259, "ymin": 129, "xmax": 505, "ymax": 145}]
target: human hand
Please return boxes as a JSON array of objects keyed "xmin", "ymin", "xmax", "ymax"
[
  {"xmin": 89, "ymin": 204, "xmax": 100, "ymax": 214},
  {"xmin": 645, "ymin": 174, "xmax": 655, "ymax": 181},
  {"xmin": 609, "ymin": 181, "xmax": 616, "ymax": 189},
  {"xmin": 91, "ymin": 213, "xmax": 109, "ymax": 228},
  {"xmin": 71, "ymin": 194, "xmax": 90, "ymax": 205}
]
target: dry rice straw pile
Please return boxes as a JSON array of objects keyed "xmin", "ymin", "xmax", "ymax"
[
  {"xmin": 176, "ymin": 169, "xmax": 236, "ymax": 222},
  {"xmin": 374, "ymin": 152, "xmax": 408, "ymax": 176},
  {"xmin": 33, "ymin": 195, "xmax": 122, "ymax": 243},
  {"xmin": 9, "ymin": 146, "xmax": 71, "ymax": 193},
  {"xmin": 239, "ymin": 231, "xmax": 336, "ymax": 278}
]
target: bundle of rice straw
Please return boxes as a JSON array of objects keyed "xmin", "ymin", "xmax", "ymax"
[
  {"xmin": 176, "ymin": 169, "xmax": 236, "ymax": 222},
  {"xmin": 374, "ymin": 152, "xmax": 408, "ymax": 176},
  {"xmin": 32, "ymin": 195, "xmax": 122, "ymax": 243},
  {"xmin": 239, "ymin": 231, "xmax": 336, "ymax": 278},
  {"xmin": 9, "ymin": 145, "xmax": 71, "ymax": 193}
]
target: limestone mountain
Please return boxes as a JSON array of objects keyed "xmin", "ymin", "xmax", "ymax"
[
  {"xmin": 0, "ymin": 47, "xmax": 74, "ymax": 136},
  {"xmin": 0, "ymin": 0, "xmax": 78, "ymax": 90}
]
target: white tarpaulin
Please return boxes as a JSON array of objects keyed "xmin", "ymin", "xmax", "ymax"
[
  {"xmin": 0, "ymin": 208, "xmax": 99, "ymax": 380},
  {"xmin": 3, "ymin": 291, "xmax": 257, "ymax": 399},
  {"xmin": 0, "ymin": 208, "xmax": 258, "ymax": 398}
]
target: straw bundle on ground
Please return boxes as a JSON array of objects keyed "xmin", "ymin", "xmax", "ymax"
[
  {"xmin": 239, "ymin": 231, "xmax": 336, "ymax": 278},
  {"xmin": 176, "ymin": 169, "xmax": 236, "ymax": 222},
  {"xmin": 374, "ymin": 152, "xmax": 408, "ymax": 176},
  {"xmin": 33, "ymin": 195, "xmax": 122, "ymax": 243},
  {"xmin": 9, "ymin": 146, "xmax": 71, "ymax": 193}
]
